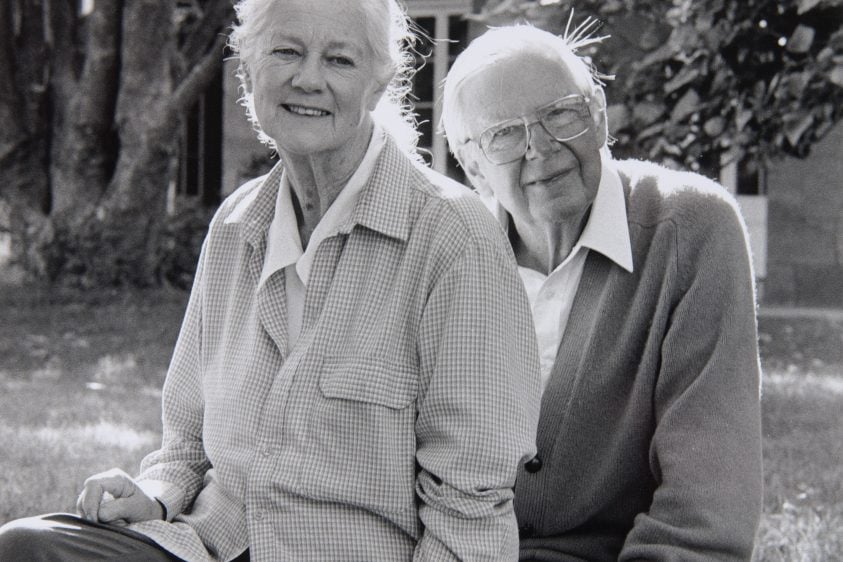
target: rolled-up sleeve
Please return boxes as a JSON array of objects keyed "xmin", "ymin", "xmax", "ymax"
[
  {"xmin": 136, "ymin": 238, "xmax": 213, "ymax": 520},
  {"xmin": 414, "ymin": 233, "xmax": 541, "ymax": 561}
]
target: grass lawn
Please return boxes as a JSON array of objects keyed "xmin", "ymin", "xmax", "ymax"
[{"xmin": 1, "ymin": 286, "xmax": 842, "ymax": 559}]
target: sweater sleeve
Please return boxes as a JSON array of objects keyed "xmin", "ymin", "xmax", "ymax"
[
  {"xmin": 620, "ymin": 193, "xmax": 763, "ymax": 561},
  {"xmin": 135, "ymin": 236, "xmax": 213, "ymax": 521},
  {"xmin": 413, "ymin": 232, "xmax": 541, "ymax": 561}
]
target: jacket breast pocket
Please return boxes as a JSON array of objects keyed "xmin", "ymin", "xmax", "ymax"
[
  {"xmin": 296, "ymin": 356, "xmax": 419, "ymax": 518},
  {"xmin": 318, "ymin": 355, "xmax": 418, "ymax": 408}
]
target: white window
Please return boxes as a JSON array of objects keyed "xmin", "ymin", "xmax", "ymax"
[
  {"xmin": 721, "ymin": 155, "xmax": 768, "ymax": 286},
  {"xmin": 407, "ymin": 0, "xmax": 473, "ymax": 179}
]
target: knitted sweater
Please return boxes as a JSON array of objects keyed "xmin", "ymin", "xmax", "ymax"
[{"xmin": 515, "ymin": 159, "xmax": 763, "ymax": 561}]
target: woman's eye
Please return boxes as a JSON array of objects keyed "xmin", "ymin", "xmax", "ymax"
[
  {"xmin": 328, "ymin": 55, "xmax": 354, "ymax": 67},
  {"xmin": 272, "ymin": 48, "xmax": 300, "ymax": 59}
]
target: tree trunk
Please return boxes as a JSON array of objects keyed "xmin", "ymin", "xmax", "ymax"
[
  {"xmin": 0, "ymin": 0, "xmax": 233, "ymax": 286},
  {"xmin": 0, "ymin": 1, "xmax": 52, "ymax": 274},
  {"xmin": 50, "ymin": 0, "xmax": 121, "ymax": 216}
]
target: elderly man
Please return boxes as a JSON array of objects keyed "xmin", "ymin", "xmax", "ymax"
[{"xmin": 442, "ymin": 25, "xmax": 763, "ymax": 561}]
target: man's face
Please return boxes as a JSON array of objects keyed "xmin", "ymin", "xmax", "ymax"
[{"xmin": 457, "ymin": 54, "xmax": 606, "ymax": 226}]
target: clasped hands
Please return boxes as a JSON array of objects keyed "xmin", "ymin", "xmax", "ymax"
[{"xmin": 76, "ymin": 468, "xmax": 163, "ymax": 525}]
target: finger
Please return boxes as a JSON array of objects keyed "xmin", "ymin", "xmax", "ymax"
[
  {"xmin": 93, "ymin": 472, "xmax": 136, "ymax": 499},
  {"xmin": 77, "ymin": 481, "xmax": 105, "ymax": 521},
  {"xmin": 97, "ymin": 497, "xmax": 137, "ymax": 523},
  {"xmin": 77, "ymin": 470, "xmax": 134, "ymax": 521}
]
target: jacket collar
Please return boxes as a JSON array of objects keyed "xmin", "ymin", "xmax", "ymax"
[
  {"xmin": 345, "ymin": 134, "xmax": 414, "ymax": 243},
  {"xmin": 224, "ymin": 133, "xmax": 415, "ymax": 249}
]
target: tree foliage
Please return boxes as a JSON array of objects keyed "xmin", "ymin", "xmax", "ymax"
[
  {"xmin": 0, "ymin": 0, "xmax": 233, "ymax": 287},
  {"xmin": 472, "ymin": 0, "xmax": 843, "ymax": 176}
]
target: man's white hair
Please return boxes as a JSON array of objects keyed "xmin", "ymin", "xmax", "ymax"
[{"xmin": 441, "ymin": 22, "xmax": 608, "ymax": 152}]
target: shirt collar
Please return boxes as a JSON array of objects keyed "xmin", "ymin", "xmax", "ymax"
[
  {"xmin": 225, "ymin": 124, "xmax": 420, "ymax": 288},
  {"xmin": 347, "ymin": 134, "xmax": 416, "ymax": 243},
  {"xmin": 223, "ymin": 162, "xmax": 284, "ymax": 249},
  {"xmin": 296, "ymin": 123, "xmax": 386, "ymax": 283},
  {"xmin": 257, "ymin": 176, "xmax": 301, "ymax": 287},
  {"xmin": 576, "ymin": 160, "xmax": 633, "ymax": 273}
]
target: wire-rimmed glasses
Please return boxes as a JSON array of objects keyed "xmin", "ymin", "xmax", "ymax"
[{"xmin": 472, "ymin": 94, "xmax": 592, "ymax": 165}]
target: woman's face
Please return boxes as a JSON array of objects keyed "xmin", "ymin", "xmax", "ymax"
[{"xmin": 247, "ymin": 0, "xmax": 389, "ymax": 159}]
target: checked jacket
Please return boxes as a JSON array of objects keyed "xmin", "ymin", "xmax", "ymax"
[{"xmin": 127, "ymin": 136, "xmax": 541, "ymax": 561}]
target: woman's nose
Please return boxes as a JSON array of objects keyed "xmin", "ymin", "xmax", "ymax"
[
  {"xmin": 525, "ymin": 121, "xmax": 562, "ymax": 160},
  {"xmin": 291, "ymin": 56, "xmax": 324, "ymax": 92}
]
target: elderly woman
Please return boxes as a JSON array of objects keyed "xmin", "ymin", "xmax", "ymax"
[{"xmin": 0, "ymin": 1, "xmax": 540, "ymax": 560}]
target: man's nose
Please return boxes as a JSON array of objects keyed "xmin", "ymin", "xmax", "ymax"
[
  {"xmin": 291, "ymin": 56, "xmax": 324, "ymax": 92},
  {"xmin": 525, "ymin": 121, "xmax": 562, "ymax": 160}
]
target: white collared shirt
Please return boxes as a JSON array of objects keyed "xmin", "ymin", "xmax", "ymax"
[
  {"xmin": 487, "ymin": 161, "xmax": 634, "ymax": 392},
  {"xmin": 258, "ymin": 124, "xmax": 386, "ymax": 347}
]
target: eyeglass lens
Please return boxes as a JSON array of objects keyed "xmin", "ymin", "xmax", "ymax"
[{"xmin": 481, "ymin": 97, "xmax": 590, "ymax": 164}]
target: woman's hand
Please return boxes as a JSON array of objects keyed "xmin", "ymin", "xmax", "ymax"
[{"xmin": 76, "ymin": 468, "xmax": 164, "ymax": 525}]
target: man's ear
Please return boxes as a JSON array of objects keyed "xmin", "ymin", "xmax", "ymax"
[
  {"xmin": 591, "ymin": 88, "xmax": 609, "ymax": 149},
  {"xmin": 456, "ymin": 144, "xmax": 493, "ymax": 199}
]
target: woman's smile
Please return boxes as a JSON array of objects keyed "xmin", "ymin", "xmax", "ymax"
[{"xmin": 283, "ymin": 103, "xmax": 331, "ymax": 117}]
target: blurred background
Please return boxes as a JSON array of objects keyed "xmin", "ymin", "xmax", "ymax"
[{"xmin": 1, "ymin": 1, "xmax": 841, "ymax": 559}]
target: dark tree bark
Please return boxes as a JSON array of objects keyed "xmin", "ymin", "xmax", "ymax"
[{"xmin": 0, "ymin": 0, "xmax": 233, "ymax": 286}]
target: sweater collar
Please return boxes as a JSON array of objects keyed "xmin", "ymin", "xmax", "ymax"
[{"xmin": 222, "ymin": 127, "xmax": 414, "ymax": 254}]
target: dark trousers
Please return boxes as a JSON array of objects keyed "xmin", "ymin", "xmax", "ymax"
[{"xmin": 0, "ymin": 513, "xmax": 250, "ymax": 562}]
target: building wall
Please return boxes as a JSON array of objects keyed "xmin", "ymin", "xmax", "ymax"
[{"xmin": 764, "ymin": 122, "xmax": 843, "ymax": 307}]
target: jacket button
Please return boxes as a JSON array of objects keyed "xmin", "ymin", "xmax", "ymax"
[{"xmin": 524, "ymin": 455, "xmax": 543, "ymax": 473}]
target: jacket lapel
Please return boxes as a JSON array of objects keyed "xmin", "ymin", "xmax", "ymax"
[
  {"xmin": 230, "ymin": 162, "xmax": 291, "ymax": 358},
  {"xmin": 537, "ymin": 252, "xmax": 613, "ymax": 449}
]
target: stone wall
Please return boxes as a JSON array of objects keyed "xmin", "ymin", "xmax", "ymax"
[{"xmin": 765, "ymin": 122, "xmax": 843, "ymax": 307}]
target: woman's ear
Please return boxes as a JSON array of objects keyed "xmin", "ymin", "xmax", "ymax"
[{"xmin": 368, "ymin": 70, "xmax": 394, "ymax": 111}]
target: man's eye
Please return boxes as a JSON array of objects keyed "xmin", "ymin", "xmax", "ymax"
[
  {"xmin": 545, "ymin": 108, "xmax": 578, "ymax": 124},
  {"xmin": 493, "ymin": 124, "xmax": 521, "ymax": 139}
]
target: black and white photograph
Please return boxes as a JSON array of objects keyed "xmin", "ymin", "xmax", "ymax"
[{"xmin": 1, "ymin": 0, "xmax": 841, "ymax": 560}]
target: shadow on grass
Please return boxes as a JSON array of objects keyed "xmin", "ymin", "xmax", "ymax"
[
  {"xmin": 0, "ymin": 285, "xmax": 179, "ymax": 521},
  {"xmin": 0, "ymin": 285, "xmax": 188, "ymax": 386},
  {"xmin": 0, "ymin": 379, "xmax": 163, "ymax": 522}
]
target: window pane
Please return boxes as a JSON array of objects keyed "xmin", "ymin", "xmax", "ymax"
[
  {"xmin": 448, "ymin": 15, "xmax": 468, "ymax": 67},
  {"xmin": 416, "ymin": 106, "xmax": 434, "ymax": 150},
  {"xmin": 411, "ymin": 17, "xmax": 436, "ymax": 102}
]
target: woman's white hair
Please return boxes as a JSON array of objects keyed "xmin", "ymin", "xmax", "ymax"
[
  {"xmin": 228, "ymin": 0, "xmax": 421, "ymax": 157},
  {"xmin": 441, "ymin": 23, "xmax": 608, "ymax": 151}
]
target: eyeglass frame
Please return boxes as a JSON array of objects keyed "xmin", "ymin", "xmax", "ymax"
[{"xmin": 465, "ymin": 93, "xmax": 594, "ymax": 165}]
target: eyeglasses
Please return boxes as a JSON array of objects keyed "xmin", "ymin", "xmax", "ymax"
[{"xmin": 470, "ymin": 94, "xmax": 592, "ymax": 165}]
